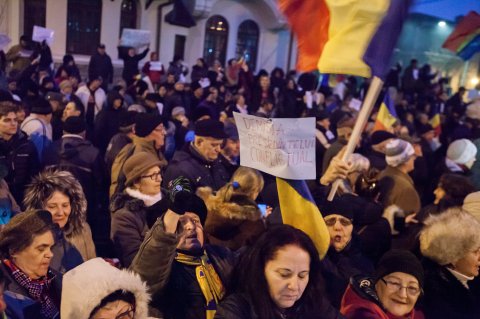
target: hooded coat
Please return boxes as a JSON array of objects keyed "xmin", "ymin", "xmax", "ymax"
[
  {"xmin": 61, "ymin": 258, "xmax": 151, "ymax": 319},
  {"xmin": 93, "ymin": 91, "xmax": 126, "ymax": 156},
  {"xmin": 197, "ymin": 187, "xmax": 265, "ymax": 251},
  {"xmin": 23, "ymin": 170, "xmax": 96, "ymax": 264}
]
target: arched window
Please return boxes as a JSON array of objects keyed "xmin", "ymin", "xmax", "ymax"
[
  {"xmin": 236, "ymin": 20, "xmax": 259, "ymax": 70},
  {"xmin": 66, "ymin": 0, "xmax": 102, "ymax": 54},
  {"xmin": 119, "ymin": 0, "xmax": 138, "ymax": 35},
  {"xmin": 203, "ymin": 15, "xmax": 229, "ymax": 67},
  {"xmin": 23, "ymin": 0, "xmax": 46, "ymax": 38}
]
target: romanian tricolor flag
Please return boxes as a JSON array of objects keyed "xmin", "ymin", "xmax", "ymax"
[
  {"xmin": 373, "ymin": 92, "xmax": 398, "ymax": 132},
  {"xmin": 279, "ymin": 0, "xmax": 413, "ymax": 80},
  {"xmin": 276, "ymin": 178, "xmax": 330, "ymax": 258},
  {"xmin": 443, "ymin": 11, "xmax": 480, "ymax": 61}
]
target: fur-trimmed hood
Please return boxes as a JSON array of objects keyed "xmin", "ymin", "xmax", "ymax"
[
  {"xmin": 61, "ymin": 258, "xmax": 150, "ymax": 319},
  {"xmin": 23, "ymin": 168, "xmax": 87, "ymax": 237},
  {"xmin": 196, "ymin": 186, "xmax": 261, "ymax": 225}
]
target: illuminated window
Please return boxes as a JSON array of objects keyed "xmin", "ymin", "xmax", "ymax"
[
  {"xmin": 66, "ymin": 0, "xmax": 102, "ymax": 54},
  {"xmin": 203, "ymin": 15, "xmax": 229, "ymax": 67},
  {"xmin": 236, "ymin": 20, "xmax": 259, "ymax": 70}
]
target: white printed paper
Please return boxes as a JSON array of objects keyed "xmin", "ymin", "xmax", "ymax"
[
  {"xmin": 120, "ymin": 28, "xmax": 151, "ymax": 48},
  {"xmin": 349, "ymin": 98, "xmax": 362, "ymax": 112},
  {"xmin": 32, "ymin": 26, "xmax": 55, "ymax": 45},
  {"xmin": 149, "ymin": 61, "xmax": 163, "ymax": 71},
  {"xmin": 234, "ymin": 113, "xmax": 316, "ymax": 180}
]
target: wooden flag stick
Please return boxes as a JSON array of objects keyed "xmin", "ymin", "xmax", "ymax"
[{"xmin": 327, "ymin": 76, "xmax": 384, "ymax": 201}]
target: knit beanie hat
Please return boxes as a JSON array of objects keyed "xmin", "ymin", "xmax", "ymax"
[
  {"xmin": 385, "ymin": 139, "xmax": 414, "ymax": 167},
  {"xmin": 171, "ymin": 106, "xmax": 186, "ymax": 118},
  {"xmin": 30, "ymin": 98, "xmax": 53, "ymax": 115},
  {"xmin": 371, "ymin": 130, "xmax": 396, "ymax": 145},
  {"xmin": 119, "ymin": 111, "xmax": 137, "ymax": 128},
  {"xmin": 374, "ymin": 249, "xmax": 424, "ymax": 288},
  {"xmin": 195, "ymin": 119, "xmax": 228, "ymax": 139},
  {"xmin": 135, "ymin": 113, "xmax": 166, "ymax": 138},
  {"xmin": 63, "ymin": 116, "xmax": 86, "ymax": 134},
  {"xmin": 446, "ymin": 139, "xmax": 477, "ymax": 165},
  {"xmin": 319, "ymin": 196, "xmax": 355, "ymax": 221},
  {"xmin": 463, "ymin": 191, "xmax": 480, "ymax": 220},
  {"xmin": 123, "ymin": 152, "xmax": 163, "ymax": 186}
]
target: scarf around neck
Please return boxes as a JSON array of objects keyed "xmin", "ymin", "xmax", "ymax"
[
  {"xmin": 175, "ymin": 252, "xmax": 225, "ymax": 319},
  {"xmin": 4, "ymin": 259, "xmax": 58, "ymax": 318},
  {"xmin": 125, "ymin": 187, "xmax": 163, "ymax": 207}
]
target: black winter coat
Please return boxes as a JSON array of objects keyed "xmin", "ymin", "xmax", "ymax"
[
  {"xmin": 421, "ymin": 258, "xmax": 480, "ymax": 319},
  {"xmin": 118, "ymin": 47, "xmax": 149, "ymax": 84},
  {"xmin": 163, "ymin": 144, "xmax": 230, "ymax": 191},
  {"xmin": 0, "ymin": 131, "xmax": 40, "ymax": 206},
  {"xmin": 88, "ymin": 52, "xmax": 114, "ymax": 84},
  {"xmin": 215, "ymin": 292, "xmax": 344, "ymax": 319},
  {"xmin": 93, "ymin": 96, "xmax": 126, "ymax": 156}
]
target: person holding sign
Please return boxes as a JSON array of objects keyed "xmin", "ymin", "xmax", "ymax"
[
  {"xmin": 142, "ymin": 51, "xmax": 164, "ymax": 90},
  {"xmin": 118, "ymin": 44, "xmax": 149, "ymax": 86}
]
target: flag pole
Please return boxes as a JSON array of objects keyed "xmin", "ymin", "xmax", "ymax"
[{"xmin": 327, "ymin": 76, "xmax": 384, "ymax": 201}]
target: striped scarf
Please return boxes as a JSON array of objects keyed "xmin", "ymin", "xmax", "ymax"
[
  {"xmin": 4, "ymin": 259, "xmax": 59, "ymax": 318},
  {"xmin": 175, "ymin": 252, "xmax": 225, "ymax": 319}
]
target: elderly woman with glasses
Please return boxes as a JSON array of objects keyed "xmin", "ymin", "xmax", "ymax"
[
  {"xmin": 110, "ymin": 152, "xmax": 169, "ymax": 267},
  {"xmin": 341, "ymin": 249, "xmax": 425, "ymax": 319}
]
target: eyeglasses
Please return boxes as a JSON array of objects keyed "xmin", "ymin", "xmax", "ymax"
[
  {"xmin": 141, "ymin": 171, "xmax": 161, "ymax": 181},
  {"xmin": 115, "ymin": 308, "xmax": 135, "ymax": 319},
  {"xmin": 324, "ymin": 217, "xmax": 352, "ymax": 227},
  {"xmin": 381, "ymin": 278, "xmax": 422, "ymax": 296}
]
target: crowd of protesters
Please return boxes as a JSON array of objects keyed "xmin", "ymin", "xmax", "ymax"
[{"xmin": 0, "ymin": 35, "xmax": 478, "ymax": 319}]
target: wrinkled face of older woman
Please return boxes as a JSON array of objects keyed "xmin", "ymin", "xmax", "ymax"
[
  {"xmin": 324, "ymin": 214, "xmax": 353, "ymax": 252},
  {"xmin": 11, "ymin": 231, "xmax": 55, "ymax": 279},
  {"xmin": 453, "ymin": 247, "xmax": 480, "ymax": 277},
  {"xmin": 45, "ymin": 191, "xmax": 71, "ymax": 229},
  {"xmin": 375, "ymin": 272, "xmax": 421, "ymax": 317},
  {"xmin": 264, "ymin": 244, "xmax": 310, "ymax": 309}
]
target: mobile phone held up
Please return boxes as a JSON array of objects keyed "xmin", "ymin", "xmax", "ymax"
[{"xmin": 258, "ymin": 204, "xmax": 267, "ymax": 217}]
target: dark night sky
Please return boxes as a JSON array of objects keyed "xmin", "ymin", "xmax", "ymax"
[{"xmin": 411, "ymin": 0, "xmax": 480, "ymax": 21}]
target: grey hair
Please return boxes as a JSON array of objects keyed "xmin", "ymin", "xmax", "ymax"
[{"xmin": 420, "ymin": 208, "xmax": 480, "ymax": 266}]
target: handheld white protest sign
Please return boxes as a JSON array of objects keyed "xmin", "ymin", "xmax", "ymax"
[
  {"xmin": 233, "ymin": 113, "xmax": 316, "ymax": 180},
  {"xmin": 32, "ymin": 26, "xmax": 55, "ymax": 45},
  {"xmin": 120, "ymin": 29, "xmax": 151, "ymax": 48}
]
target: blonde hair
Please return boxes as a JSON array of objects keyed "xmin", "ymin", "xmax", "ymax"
[{"xmin": 218, "ymin": 167, "xmax": 264, "ymax": 202}]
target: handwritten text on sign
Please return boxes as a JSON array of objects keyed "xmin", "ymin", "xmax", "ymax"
[{"xmin": 233, "ymin": 113, "xmax": 316, "ymax": 180}]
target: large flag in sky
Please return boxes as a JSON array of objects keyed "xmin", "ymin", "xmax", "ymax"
[
  {"xmin": 373, "ymin": 92, "xmax": 398, "ymax": 132},
  {"xmin": 278, "ymin": 0, "xmax": 413, "ymax": 80},
  {"xmin": 443, "ymin": 11, "xmax": 480, "ymax": 60},
  {"xmin": 276, "ymin": 178, "xmax": 330, "ymax": 258}
]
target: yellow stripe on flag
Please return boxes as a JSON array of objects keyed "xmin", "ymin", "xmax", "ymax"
[
  {"xmin": 373, "ymin": 102, "xmax": 397, "ymax": 132},
  {"xmin": 276, "ymin": 178, "xmax": 330, "ymax": 259}
]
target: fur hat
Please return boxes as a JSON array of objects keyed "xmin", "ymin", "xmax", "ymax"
[
  {"xmin": 385, "ymin": 139, "xmax": 414, "ymax": 167},
  {"xmin": 61, "ymin": 258, "xmax": 150, "ymax": 319},
  {"xmin": 446, "ymin": 139, "xmax": 477, "ymax": 165},
  {"xmin": 420, "ymin": 208, "xmax": 480, "ymax": 266},
  {"xmin": 123, "ymin": 152, "xmax": 163, "ymax": 187},
  {"xmin": 23, "ymin": 169, "xmax": 87, "ymax": 237},
  {"xmin": 0, "ymin": 209, "xmax": 55, "ymax": 258},
  {"xmin": 375, "ymin": 249, "xmax": 424, "ymax": 287}
]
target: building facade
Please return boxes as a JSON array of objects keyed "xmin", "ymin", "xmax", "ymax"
[{"xmin": 0, "ymin": 0, "xmax": 297, "ymax": 78}]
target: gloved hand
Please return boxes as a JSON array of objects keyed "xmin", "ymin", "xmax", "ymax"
[{"xmin": 168, "ymin": 177, "xmax": 193, "ymax": 215}]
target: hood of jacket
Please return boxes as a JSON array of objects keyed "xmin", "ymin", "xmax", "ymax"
[
  {"xmin": 110, "ymin": 191, "xmax": 146, "ymax": 214},
  {"xmin": 61, "ymin": 258, "xmax": 150, "ymax": 319},
  {"xmin": 196, "ymin": 186, "xmax": 261, "ymax": 225},
  {"xmin": 59, "ymin": 136, "xmax": 92, "ymax": 160},
  {"xmin": 23, "ymin": 169, "xmax": 87, "ymax": 237}
]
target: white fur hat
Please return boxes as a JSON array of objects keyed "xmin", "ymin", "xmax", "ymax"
[
  {"xmin": 61, "ymin": 258, "xmax": 150, "ymax": 319},
  {"xmin": 420, "ymin": 208, "xmax": 480, "ymax": 266},
  {"xmin": 447, "ymin": 139, "xmax": 477, "ymax": 165}
]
